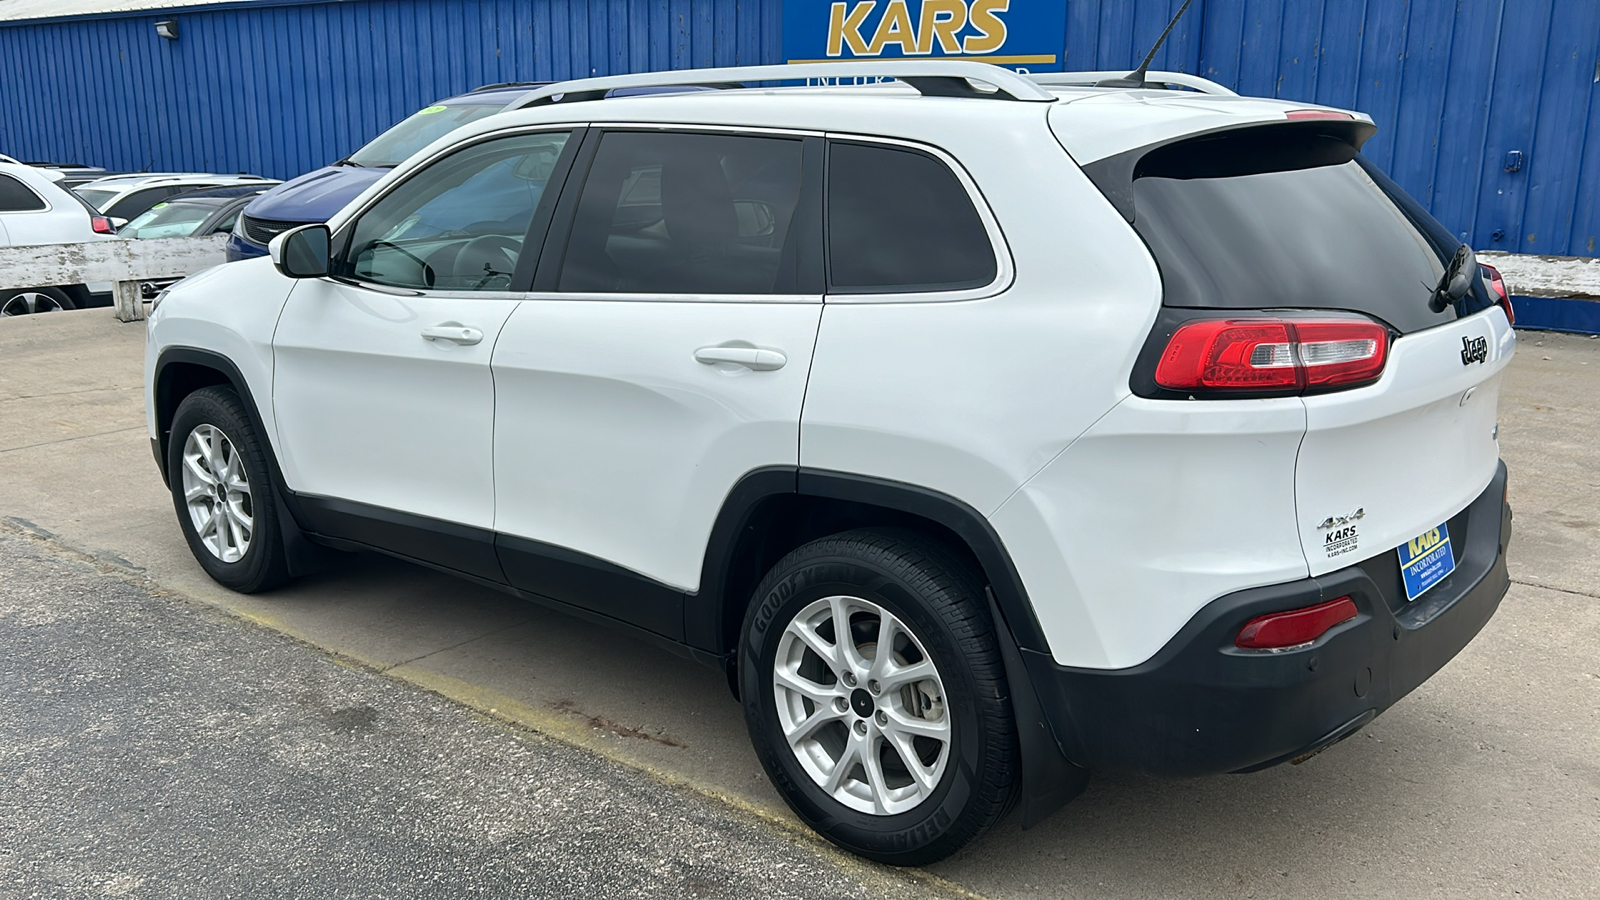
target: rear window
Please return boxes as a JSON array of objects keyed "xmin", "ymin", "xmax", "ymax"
[
  {"xmin": 121, "ymin": 201, "xmax": 215, "ymax": 239},
  {"xmin": 1126, "ymin": 127, "xmax": 1491, "ymax": 333},
  {"xmin": 0, "ymin": 173, "xmax": 46, "ymax": 211},
  {"xmin": 73, "ymin": 187, "xmax": 115, "ymax": 211}
]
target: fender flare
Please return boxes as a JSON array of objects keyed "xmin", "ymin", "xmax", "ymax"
[{"xmin": 152, "ymin": 346, "xmax": 329, "ymax": 577}]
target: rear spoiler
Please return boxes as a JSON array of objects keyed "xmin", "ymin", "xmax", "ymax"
[{"xmin": 1082, "ymin": 119, "xmax": 1378, "ymax": 223}]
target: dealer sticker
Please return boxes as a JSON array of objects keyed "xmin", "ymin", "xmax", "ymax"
[{"xmin": 1397, "ymin": 523, "xmax": 1455, "ymax": 601}]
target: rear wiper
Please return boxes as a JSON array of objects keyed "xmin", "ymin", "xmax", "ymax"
[{"xmin": 1429, "ymin": 244, "xmax": 1476, "ymax": 312}]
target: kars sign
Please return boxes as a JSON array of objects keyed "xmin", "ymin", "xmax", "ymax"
[{"xmin": 782, "ymin": 0, "xmax": 1067, "ymax": 71}]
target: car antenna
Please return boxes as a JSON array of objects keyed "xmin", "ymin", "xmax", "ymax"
[{"xmin": 1096, "ymin": 0, "xmax": 1194, "ymax": 89}]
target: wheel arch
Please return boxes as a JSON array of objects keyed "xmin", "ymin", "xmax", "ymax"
[
  {"xmin": 690, "ymin": 467, "xmax": 1052, "ymax": 664},
  {"xmin": 152, "ymin": 348, "xmax": 265, "ymax": 487},
  {"xmin": 693, "ymin": 466, "xmax": 1088, "ymax": 828}
]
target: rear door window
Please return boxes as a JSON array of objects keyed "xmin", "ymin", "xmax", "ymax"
[
  {"xmin": 825, "ymin": 141, "xmax": 996, "ymax": 294},
  {"xmin": 555, "ymin": 131, "xmax": 807, "ymax": 295},
  {"xmin": 0, "ymin": 174, "xmax": 46, "ymax": 212},
  {"xmin": 1125, "ymin": 126, "xmax": 1490, "ymax": 333}
]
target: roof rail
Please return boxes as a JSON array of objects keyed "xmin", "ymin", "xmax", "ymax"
[
  {"xmin": 507, "ymin": 61, "xmax": 1057, "ymax": 109},
  {"xmin": 1030, "ymin": 71, "xmax": 1237, "ymax": 96},
  {"xmin": 472, "ymin": 81, "xmax": 548, "ymax": 93}
]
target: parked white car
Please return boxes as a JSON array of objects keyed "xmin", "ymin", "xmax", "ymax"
[
  {"xmin": 75, "ymin": 172, "xmax": 274, "ymax": 226},
  {"xmin": 0, "ymin": 161, "xmax": 117, "ymax": 315},
  {"xmin": 143, "ymin": 61, "xmax": 1516, "ymax": 864}
]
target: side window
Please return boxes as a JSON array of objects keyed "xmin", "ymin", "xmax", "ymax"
[
  {"xmin": 0, "ymin": 174, "xmax": 47, "ymax": 212},
  {"xmin": 210, "ymin": 205, "xmax": 243, "ymax": 235},
  {"xmin": 557, "ymin": 131, "xmax": 805, "ymax": 295},
  {"xmin": 826, "ymin": 142, "xmax": 997, "ymax": 293},
  {"xmin": 338, "ymin": 131, "xmax": 571, "ymax": 292}
]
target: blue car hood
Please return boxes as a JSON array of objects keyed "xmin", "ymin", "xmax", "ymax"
[{"xmin": 242, "ymin": 164, "xmax": 388, "ymax": 223}]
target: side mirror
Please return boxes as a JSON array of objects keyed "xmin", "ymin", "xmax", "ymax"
[{"xmin": 270, "ymin": 224, "xmax": 331, "ymax": 279}]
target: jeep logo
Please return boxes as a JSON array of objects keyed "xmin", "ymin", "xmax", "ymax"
[{"xmin": 1461, "ymin": 335, "xmax": 1488, "ymax": 366}]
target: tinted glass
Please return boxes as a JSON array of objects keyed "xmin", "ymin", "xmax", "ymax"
[
  {"xmin": 826, "ymin": 142, "xmax": 996, "ymax": 293},
  {"xmin": 210, "ymin": 205, "xmax": 244, "ymax": 234},
  {"xmin": 1129, "ymin": 130, "xmax": 1485, "ymax": 333},
  {"xmin": 348, "ymin": 103, "xmax": 506, "ymax": 168},
  {"xmin": 107, "ymin": 186, "xmax": 181, "ymax": 220},
  {"xmin": 0, "ymin": 174, "xmax": 46, "ymax": 212},
  {"xmin": 121, "ymin": 201, "xmax": 215, "ymax": 239},
  {"xmin": 558, "ymin": 131, "xmax": 805, "ymax": 294},
  {"xmin": 73, "ymin": 187, "xmax": 115, "ymax": 211},
  {"xmin": 340, "ymin": 131, "xmax": 569, "ymax": 291}
]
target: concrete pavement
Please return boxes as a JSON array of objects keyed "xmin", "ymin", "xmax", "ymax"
[{"xmin": 1, "ymin": 310, "xmax": 1596, "ymax": 898}]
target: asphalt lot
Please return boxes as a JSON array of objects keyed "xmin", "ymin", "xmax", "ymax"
[{"xmin": 1, "ymin": 310, "xmax": 1597, "ymax": 898}]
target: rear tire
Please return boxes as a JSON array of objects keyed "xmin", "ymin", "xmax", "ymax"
[
  {"xmin": 168, "ymin": 386, "xmax": 290, "ymax": 593},
  {"xmin": 0, "ymin": 287, "xmax": 74, "ymax": 317},
  {"xmin": 739, "ymin": 529, "xmax": 1018, "ymax": 865}
]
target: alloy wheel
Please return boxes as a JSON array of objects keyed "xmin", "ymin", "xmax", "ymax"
[
  {"xmin": 180, "ymin": 423, "xmax": 254, "ymax": 563},
  {"xmin": 0, "ymin": 291, "xmax": 66, "ymax": 316},
  {"xmin": 773, "ymin": 595, "xmax": 951, "ymax": 815}
]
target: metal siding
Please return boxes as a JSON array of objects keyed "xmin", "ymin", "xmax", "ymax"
[{"xmin": 0, "ymin": 0, "xmax": 1594, "ymax": 256}]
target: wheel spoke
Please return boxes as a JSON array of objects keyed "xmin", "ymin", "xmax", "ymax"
[
  {"xmin": 782, "ymin": 702, "xmax": 846, "ymax": 748},
  {"xmin": 823, "ymin": 739, "xmax": 862, "ymax": 795},
  {"xmin": 182, "ymin": 453, "xmax": 216, "ymax": 487},
  {"xmin": 226, "ymin": 500, "xmax": 253, "ymax": 540},
  {"xmin": 860, "ymin": 737, "xmax": 891, "ymax": 814},
  {"xmin": 828, "ymin": 596, "xmax": 870, "ymax": 673},
  {"xmin": 885, "ymin": 730, "xmax": 940, "ymax": 795},
  {"xmin": 785, "ymin": 618, "xmax": 844, "ymax": 679},
  {"xmin": 879, "ymin": 658, "xmax": 936, "ymax": 691},
  {"xmin": 883, "ymin": 707, "xmax": 949, "ymax": 741},
  {"xmin": 196, "ymin": 507, "xmax": 218, "ymax": 540},
  {"xmin": 184, "ymin": 481, "xmax": 211, "ymax": 502},
  {"xmin": 773, "ymin": 665, "xmax": 837, "ymax": 708}
]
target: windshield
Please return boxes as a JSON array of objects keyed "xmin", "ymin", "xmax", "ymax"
[
  {"xmin": 346, "ymin": 103, "xmax": 507, "ymax": 167},
  {"xmin": 74, "ymin": 188, "xmax": 115, "ymax": 211},
  {"xmin": 121, "ymin": 201, "xmax": 215, "ymax": 239},
  {"xmin": 1126, "ymin": 127, "xmax": 1491, "ymax": 333}
]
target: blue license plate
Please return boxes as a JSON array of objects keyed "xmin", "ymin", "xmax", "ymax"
[{"xmin": 1397, "ymin": 523, "xmax": 1455, "ymax": 602}]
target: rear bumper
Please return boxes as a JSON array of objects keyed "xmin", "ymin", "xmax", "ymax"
[{"xmin": 1023, "ymin": 461, "xmax": 1511, "ymax": 777}]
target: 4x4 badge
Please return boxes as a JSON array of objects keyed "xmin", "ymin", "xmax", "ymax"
[
  {"xmin": 1461, "ymin": 335, "xmax": 1488, "ymax": 365},
  {"xmin": 1317, "ymin": 508, "xmax": 1365, "ymax": 530}
]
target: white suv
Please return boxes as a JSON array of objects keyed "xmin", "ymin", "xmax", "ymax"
[
  {"xmin": 144, "ymin": 62, "xmax": 1515, "ymax": 864},
  {"xmin": 0, "ymin": 161, "xmax": 118, "ymax": 315}
]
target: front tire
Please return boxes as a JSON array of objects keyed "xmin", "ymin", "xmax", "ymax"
[
  {"xmin": 739, "ymin": 529, "xmax": 1018, "ymax": 865},
  {"xmin": 168, "ymin": 386, "xmax": 289, "ymax": 593}
]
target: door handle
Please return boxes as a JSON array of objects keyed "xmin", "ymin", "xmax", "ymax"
[
  {"xmin": 421, "ymin": 324, "xmax": 483, "ymax": 346},
  {"xmin": 694, "ymin": 345, "xmax": 787, "ymax": 371}
]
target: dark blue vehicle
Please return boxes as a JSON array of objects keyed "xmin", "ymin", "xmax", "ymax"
[
  {"xmin": 228, "ymin": 81, "xmax": 723, "ymax": 261},
  {"xmin": 228, "ymin": 82, "xmax": 541, "ymax": 260}
]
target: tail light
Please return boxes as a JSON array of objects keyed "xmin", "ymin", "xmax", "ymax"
[
  {"xmin": 91, "ymin": 216, "xmax": 116, "ymax": 234},
  {"xmin": 1480, "ymin": 261, "xmax": 1514, "ymax": 325},
  {"xmin": 1154, "ymin": 316, "xmax": 1389, "ymax": 395},
  {"xmin": 1236, "ymin": 596, "xmax": 1358, "ymax": 650}
]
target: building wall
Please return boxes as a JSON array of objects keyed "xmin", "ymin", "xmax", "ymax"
[{"xmin": 1, "ymin": 0, "xmax": 1596, "ymax": 257}]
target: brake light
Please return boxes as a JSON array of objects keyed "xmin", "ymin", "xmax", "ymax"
[
  {"xmin": 1236, "ymin": 596, "xmax": 1358, "ymax": 650},
  {"xmin": 91, "ymin": 216, "xmax": 116, "ymax": 234},
  {"xmin": 1154, "ymin": 317, "xmax": 1389, "ymax": 394},
  {"xmin": 1480, "ymin": 261, "xmax": 1514, "ymax": 325},
  {"xmin": 1285, "ymin": 109, "xmax": 1355, "ymax": 121}
]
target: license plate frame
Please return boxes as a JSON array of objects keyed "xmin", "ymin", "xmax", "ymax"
[{"xmin": 1397, "ymin": 522, "xmax": 1455, "ymax": 602}]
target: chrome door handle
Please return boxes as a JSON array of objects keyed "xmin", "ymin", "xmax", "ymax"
[
  {"xmin": 694, "ymin": 346, "xmax": 787, "ymax": 371},
  {"xmin": 421, "ymin": 324, "xmax": 483, "ymax": 345}
]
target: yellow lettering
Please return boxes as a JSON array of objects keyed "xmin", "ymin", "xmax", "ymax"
[
  {"xmin": 962, "ymin": 0, "xmax": 1009, "ymax": 54},
  {"xmin": 827, "ymin": 1, "xmax": 874, "ymax": 57},
  {"xmin": 1409, "ymin": 537, "xmax": 1425, "ymax": 557},
  {"xmin": 916, "ymin": 0, "xmax": 966, "ymax": 54},
  {"xmin": 867, "ymin": 0, "xmax": 915, "ymax": 55}
]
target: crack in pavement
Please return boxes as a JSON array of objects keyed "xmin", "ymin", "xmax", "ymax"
[
  {"xmin": 1510, "ymin": 578, "xmax": 1600, "ymax": 600},
  {"xmin": 0, "ymin": 425, "xmax": 145, "ymax": 454}
]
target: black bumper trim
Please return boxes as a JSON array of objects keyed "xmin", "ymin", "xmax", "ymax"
[{"xmin": 1022, "ymin": 461, "xmax": 1511, "ymax": 777}]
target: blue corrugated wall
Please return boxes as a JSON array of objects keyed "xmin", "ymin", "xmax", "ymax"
[{"xmin": 1, "ymin": 0, "xmax": 1596, "ymax": 257}]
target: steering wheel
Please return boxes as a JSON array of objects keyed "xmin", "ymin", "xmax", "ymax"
[
  {"xmin": 370, "ymin": 240, "xmax": 436, "ymax": 289},
  {"xmin": 454, "ymin": 234, "xmax": 523, "ymax": 290}
]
